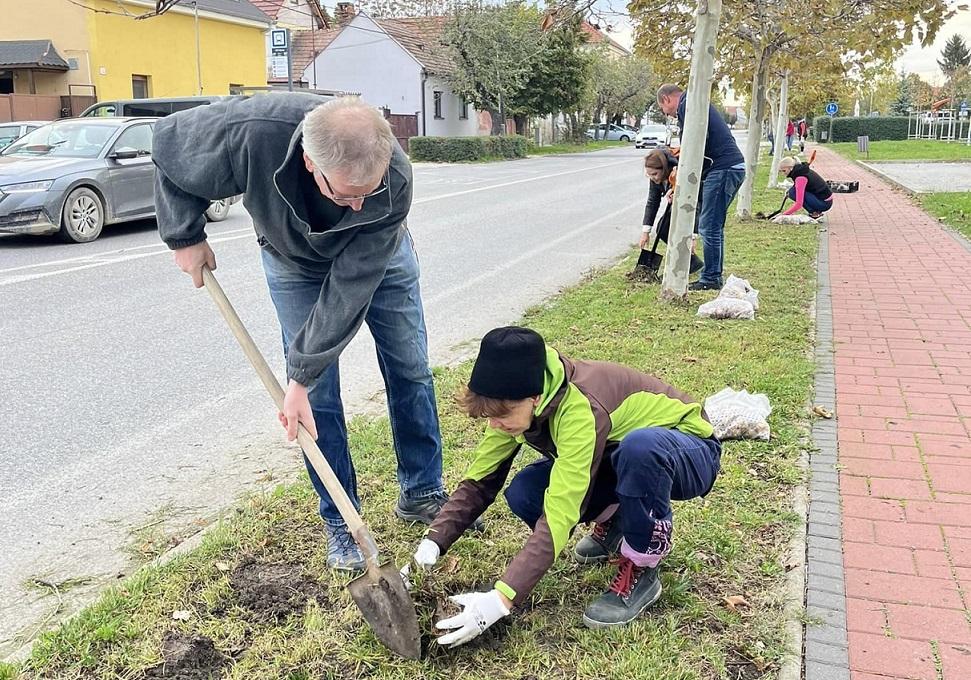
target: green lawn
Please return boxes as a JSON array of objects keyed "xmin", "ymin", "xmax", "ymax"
[
  {"xmin": 528, "ymin": 140, "xmax": 629, "ymax": 156},
  {"xmin": 6, "ymin": 167, "xmax": 817, "ymax": 680},
  {"xmin": 921, "ymin": 192, "xmax": 971, "ymax": 241},
  {"xmin": 829, "ymin": 139, "xmax": 971, "ymax": 161}
]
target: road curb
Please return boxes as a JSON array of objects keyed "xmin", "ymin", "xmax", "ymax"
[{"xmin": 800, "ymin": 223, "xmax": 851, "ymax": 680}]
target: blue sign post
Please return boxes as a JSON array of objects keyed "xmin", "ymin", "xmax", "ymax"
[{"xmin": 825, "ymin": 102, "xmax": 839, "ymax": 117}]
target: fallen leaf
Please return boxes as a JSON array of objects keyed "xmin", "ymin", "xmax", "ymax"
[
  {"xmin": 723, "ymin": 595, "xmax": 749, "ymax": 611},
  {"xmin": 444, "ymin": 556, "xmax": 461, "ymax": 575},
  {"xmin": 683, "ymin": 356, "xmax": 699, "ymax": 363},
  {"xmin": 812, "ymin": 405, "xmax": 834, "ymax": 419},
  {"xmin": 171, "ymin": 610, "xmax": 192, "ymax": 621},
  {"xmin": 215, "ymin": 561, "xmax": 231, "ymax": 572}
]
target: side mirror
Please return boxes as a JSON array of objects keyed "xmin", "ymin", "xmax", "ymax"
[{"xmin": 110, "ymin": 149, "xmax": 140, "ymax": 160}]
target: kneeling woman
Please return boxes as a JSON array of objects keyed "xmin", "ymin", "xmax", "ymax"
[
  {"xmin": 779, "ymin": 157, "xmax": 833, "ymax": 218},
  {"xmin": 638, "ymin": 149, "xmax": 702, "ymax": 275}
]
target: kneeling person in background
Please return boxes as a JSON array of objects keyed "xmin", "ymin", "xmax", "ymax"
[
  {"xmin": 778, "ymin": 157, "xmax": 833, "ymax": 219},
  {"xmin": 408, "ymin": 326, "xmax": 721, "ymax": 646}
]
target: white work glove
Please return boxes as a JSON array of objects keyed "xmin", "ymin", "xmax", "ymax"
[
  {"xmin": 436, "ymin": 590, "xmax": 510, "ymax": 647},
  {"xmin": 413, "ymin": 538, "xmax": 441, "ymax": 569}
]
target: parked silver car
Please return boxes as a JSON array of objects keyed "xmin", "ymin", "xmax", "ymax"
[
  {"xmin": 0, "ymin": 121, "xmax": 50, "ymax": 151},
  {"xmin": 585, "ymin": 123, "xmax": 633, "ymax": 142},
  {"xmin": 0, "ymin": 117, "xmax": 232, "ymax": 243}
]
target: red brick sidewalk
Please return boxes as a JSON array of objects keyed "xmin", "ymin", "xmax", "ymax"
[{"xmin": 812, "ymin": 146, "xmax": 971, "ymax": 679}]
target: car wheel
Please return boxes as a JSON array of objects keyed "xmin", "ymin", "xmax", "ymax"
[
  {"xmin": 59, "ymin": 187, "xmax": 104, "ymax": 243},
  {"xmin": 620, "ymin": 135, "xmax": 631, "ymax": 142},
  {"xmin": 205, "ymin": 198, "xmax": 232, "ymax": 222}
]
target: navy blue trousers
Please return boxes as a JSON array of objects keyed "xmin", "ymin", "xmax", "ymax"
[{"xmin": 503, "ymin": 427, "xmax": 721, "ymax": 554}]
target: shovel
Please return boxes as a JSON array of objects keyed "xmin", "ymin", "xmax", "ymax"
[
  {"xmin": 635, "ymin": 200, "xmax": 702, "ymax": 279},
  {"xmin": 201, "ymin": 267, "xmax": 421, "ymax": 660}
]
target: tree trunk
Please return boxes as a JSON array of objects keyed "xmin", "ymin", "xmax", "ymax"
[
  {"xmin": 768, "ymin": 71, "xmax": 790, "ymax": 188},
  {"xmin": 488, "ymin": 108, "xmax": 502, "ymax": 135},
  {"xmin": 661, "ymin": 0, "xmax": 723, "ymax": 300},
  {"xmin": 513, "ymin": 113, "xmax": 528, "ymax": 137},
  {"xmin": 735, "ymin": 47, "xmax": 770, "ymax": 219}
]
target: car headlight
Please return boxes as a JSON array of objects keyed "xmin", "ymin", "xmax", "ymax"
[{"xmin": 0, "ymin": 180, "xmax": 54, "ymax": 194}]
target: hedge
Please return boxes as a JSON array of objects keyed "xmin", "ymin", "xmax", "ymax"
[
  {"xmin": 409, "ymin": 135, "xmax": 529, "ymax": 162},
  {"xmin": 829, "ymin": 116, "xmax": 910, "ymax": 142},
  {"xmin": 812, "ymin": 116, "xmax": 831, "ymax": 142}
]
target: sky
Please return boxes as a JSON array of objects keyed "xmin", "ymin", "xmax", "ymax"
[
  {"xmin": 898, "ymin": 9, "xmax": 971, "ymax": 86},
  {"xmin": 597, "ymin": 5, "xmax": 971, "ymax": 99}
]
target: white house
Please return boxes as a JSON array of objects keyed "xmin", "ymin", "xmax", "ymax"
[{"xmin": 302, "ymin": 7, "xmax": 487, "ymax": 137}]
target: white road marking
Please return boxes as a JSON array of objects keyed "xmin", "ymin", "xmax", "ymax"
[{"xmin": 425, "ymin": 199, "xmax": 641, "ymax": 306}]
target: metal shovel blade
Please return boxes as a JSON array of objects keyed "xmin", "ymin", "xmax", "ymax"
[{"xmin": 347, "ymin": 562, "xmax": 422, "ymax": 659}]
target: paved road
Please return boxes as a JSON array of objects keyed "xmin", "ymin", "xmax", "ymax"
[
  {"xmin": 863, "ymin": 160, "xmax": 971, "ymax": 193},
  {"xmin": 0, "ymin": 146, "xmax": 647, "ymax": 655}
]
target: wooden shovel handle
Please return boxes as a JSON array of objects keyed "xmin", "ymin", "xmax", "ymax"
[{"xmin": 201, "ymin": 267, "xmax": 379, "ymax": 563}]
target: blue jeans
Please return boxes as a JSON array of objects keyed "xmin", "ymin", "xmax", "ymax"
[
  {"xmin": 503, "ymin": 428, "xmax": 720, "ymax": 555},
  {"xmin": 787, "ymin": 186, "xmax": 833, "ymax": 214},
  {"xmin": 261, "ymin": 232, "xmax": 445, "ymax": 526},
  {"xmin": 698, "ymin": 168, "xmax": 746, "ymax": 286}
]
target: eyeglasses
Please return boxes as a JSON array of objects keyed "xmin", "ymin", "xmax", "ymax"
[{"xmin": 315, "ymin": 168, "xmax": 388, "ymax": 203}]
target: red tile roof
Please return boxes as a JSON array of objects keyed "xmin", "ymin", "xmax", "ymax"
[
  {"xmin": 249, "ymin": 0, "xmax": 328, "ymax": 27},
  {"xmin": 580, "ymin": 20, "xmax": 630, "ymax": 55},
  {"xmin": 375, "ymin": 16, "xmax": 453, "ymax": 76},
  {"xmin": 268, "ymin": 27, "xmax": 341, "ymax": 83}
]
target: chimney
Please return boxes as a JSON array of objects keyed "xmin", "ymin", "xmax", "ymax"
[{"xmin": 335, "ymin": 2, "xmax": 356, "ymax": 24}]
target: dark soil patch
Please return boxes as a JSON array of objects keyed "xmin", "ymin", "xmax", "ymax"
[
  {"xmin": 229, "ymin": 558, "xmax": 328, "ymax": 622},
  {"xmin": 142, "ymin": 631, "xmax": 228, "ymax": 679},
  {"xmin": 724, "ymin": 646, "xmax": 770, "ymax": 680}
]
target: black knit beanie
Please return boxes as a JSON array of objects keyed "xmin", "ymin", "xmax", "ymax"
[{"xmin": 468, "ymin": 326, "xmax": 546, "ymax": 399}]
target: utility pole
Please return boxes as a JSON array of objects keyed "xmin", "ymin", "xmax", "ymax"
[
  {"xmin": 661, "ymin": 0, "xmax": 723, "ymax": 300},
  {"xmin": 194, "ymin": 1, "xmax": 203, "ymax": 95},
  {"xmin": 768, "ymin": 70, "xmax": 789, "ymax": 187}
]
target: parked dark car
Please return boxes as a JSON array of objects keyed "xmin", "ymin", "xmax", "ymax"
[
  {"xmin": 0, "ymin": 117, "xmax": 232, "ymax": 243},
  {"xmin": 79, "ymin": 96, "xmax": 235, "ymax": 118}
]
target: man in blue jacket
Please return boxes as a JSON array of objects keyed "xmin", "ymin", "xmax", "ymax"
[
  {"xmin": 153, "ymin": 94, "xmax": 455, "ymax": 571},
  {"xmin": 657, "ymin": 84, "xmax": 746, "ymax": 291}
]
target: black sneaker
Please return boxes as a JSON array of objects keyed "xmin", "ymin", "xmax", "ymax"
[
  {"xmin": 582, "ymin": 558, "xmax": 662, "ymax": 628},
  {"xmin": 688, "ymin": 280, "xmax": 720, "ymax": 291},
  {"xmin": 573, "ymin": 518, "xmax": 623, "ymax": 564},
  {"xmin": 395, "ymin": 493, "xmax": 485, "ymax": 532}
]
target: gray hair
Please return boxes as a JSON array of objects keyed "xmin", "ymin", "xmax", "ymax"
[
  {"xmin": 302, "ymin": 96, "xmax": 395, "ymax": 185},
  {"xmin": 656, "ymin": 83, "xmax": 682, "ymax": 103}
]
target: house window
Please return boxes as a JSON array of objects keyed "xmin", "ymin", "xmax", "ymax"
[
  {"xmin": 433, "ymin": 91, "xmax": 443, "ymax": 119},
  {"xmin": 0, "ymin": 70, "xmax": 12, "ymax": 95},
  {"xmin": 229, "ymin": 83, "xmax": 243, "ymax": 94},
  {"xmin": 131, "ymin": 74, "xmax": 150, "ymax": 99},
  {"xmin": 459, "ymin": 97, "xmax": 468, "ymax": 119}
]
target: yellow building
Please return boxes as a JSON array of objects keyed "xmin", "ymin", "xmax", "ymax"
[{"xmin": 0, "ymin": 0, "xmax": 270, "ymax": 116}]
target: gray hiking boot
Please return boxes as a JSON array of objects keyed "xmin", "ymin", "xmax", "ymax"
[
  {"xmin": 581, "ymin": 558, "xmax": 662, "ymax": 629},
  {"xmin": 573, "ymin": 517, "xmax": 623, "ymax": 564},
  {"xmin": 324, "ymin": 523, "xmax": 366, "ymax": 572}
]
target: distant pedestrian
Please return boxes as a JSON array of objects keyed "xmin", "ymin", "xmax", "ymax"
[{"xmin": 785, "ymin": 119, "xmax": 795, "ymax": 151}]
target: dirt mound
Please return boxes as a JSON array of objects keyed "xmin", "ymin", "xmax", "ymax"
[
  {"xmin": 229, "ymin": 558, "xmax": 328, "ymax": 622},
  {"xmin": 142, "ymin": 631, "xmax": 228, "ymax": 679}
]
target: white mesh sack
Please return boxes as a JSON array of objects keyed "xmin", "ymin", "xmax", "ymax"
[
  {"xmin": 704, "ymin": 387, "xmax": 772, "ymax": 441},
  {"xmin": 697, "ymin": 297, "xmax": 755, "ymax": 320}
]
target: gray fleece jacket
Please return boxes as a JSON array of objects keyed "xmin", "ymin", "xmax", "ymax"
[{"xmin": 152, "ymin": 93, "xmax": 412, "ymax": 386}]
